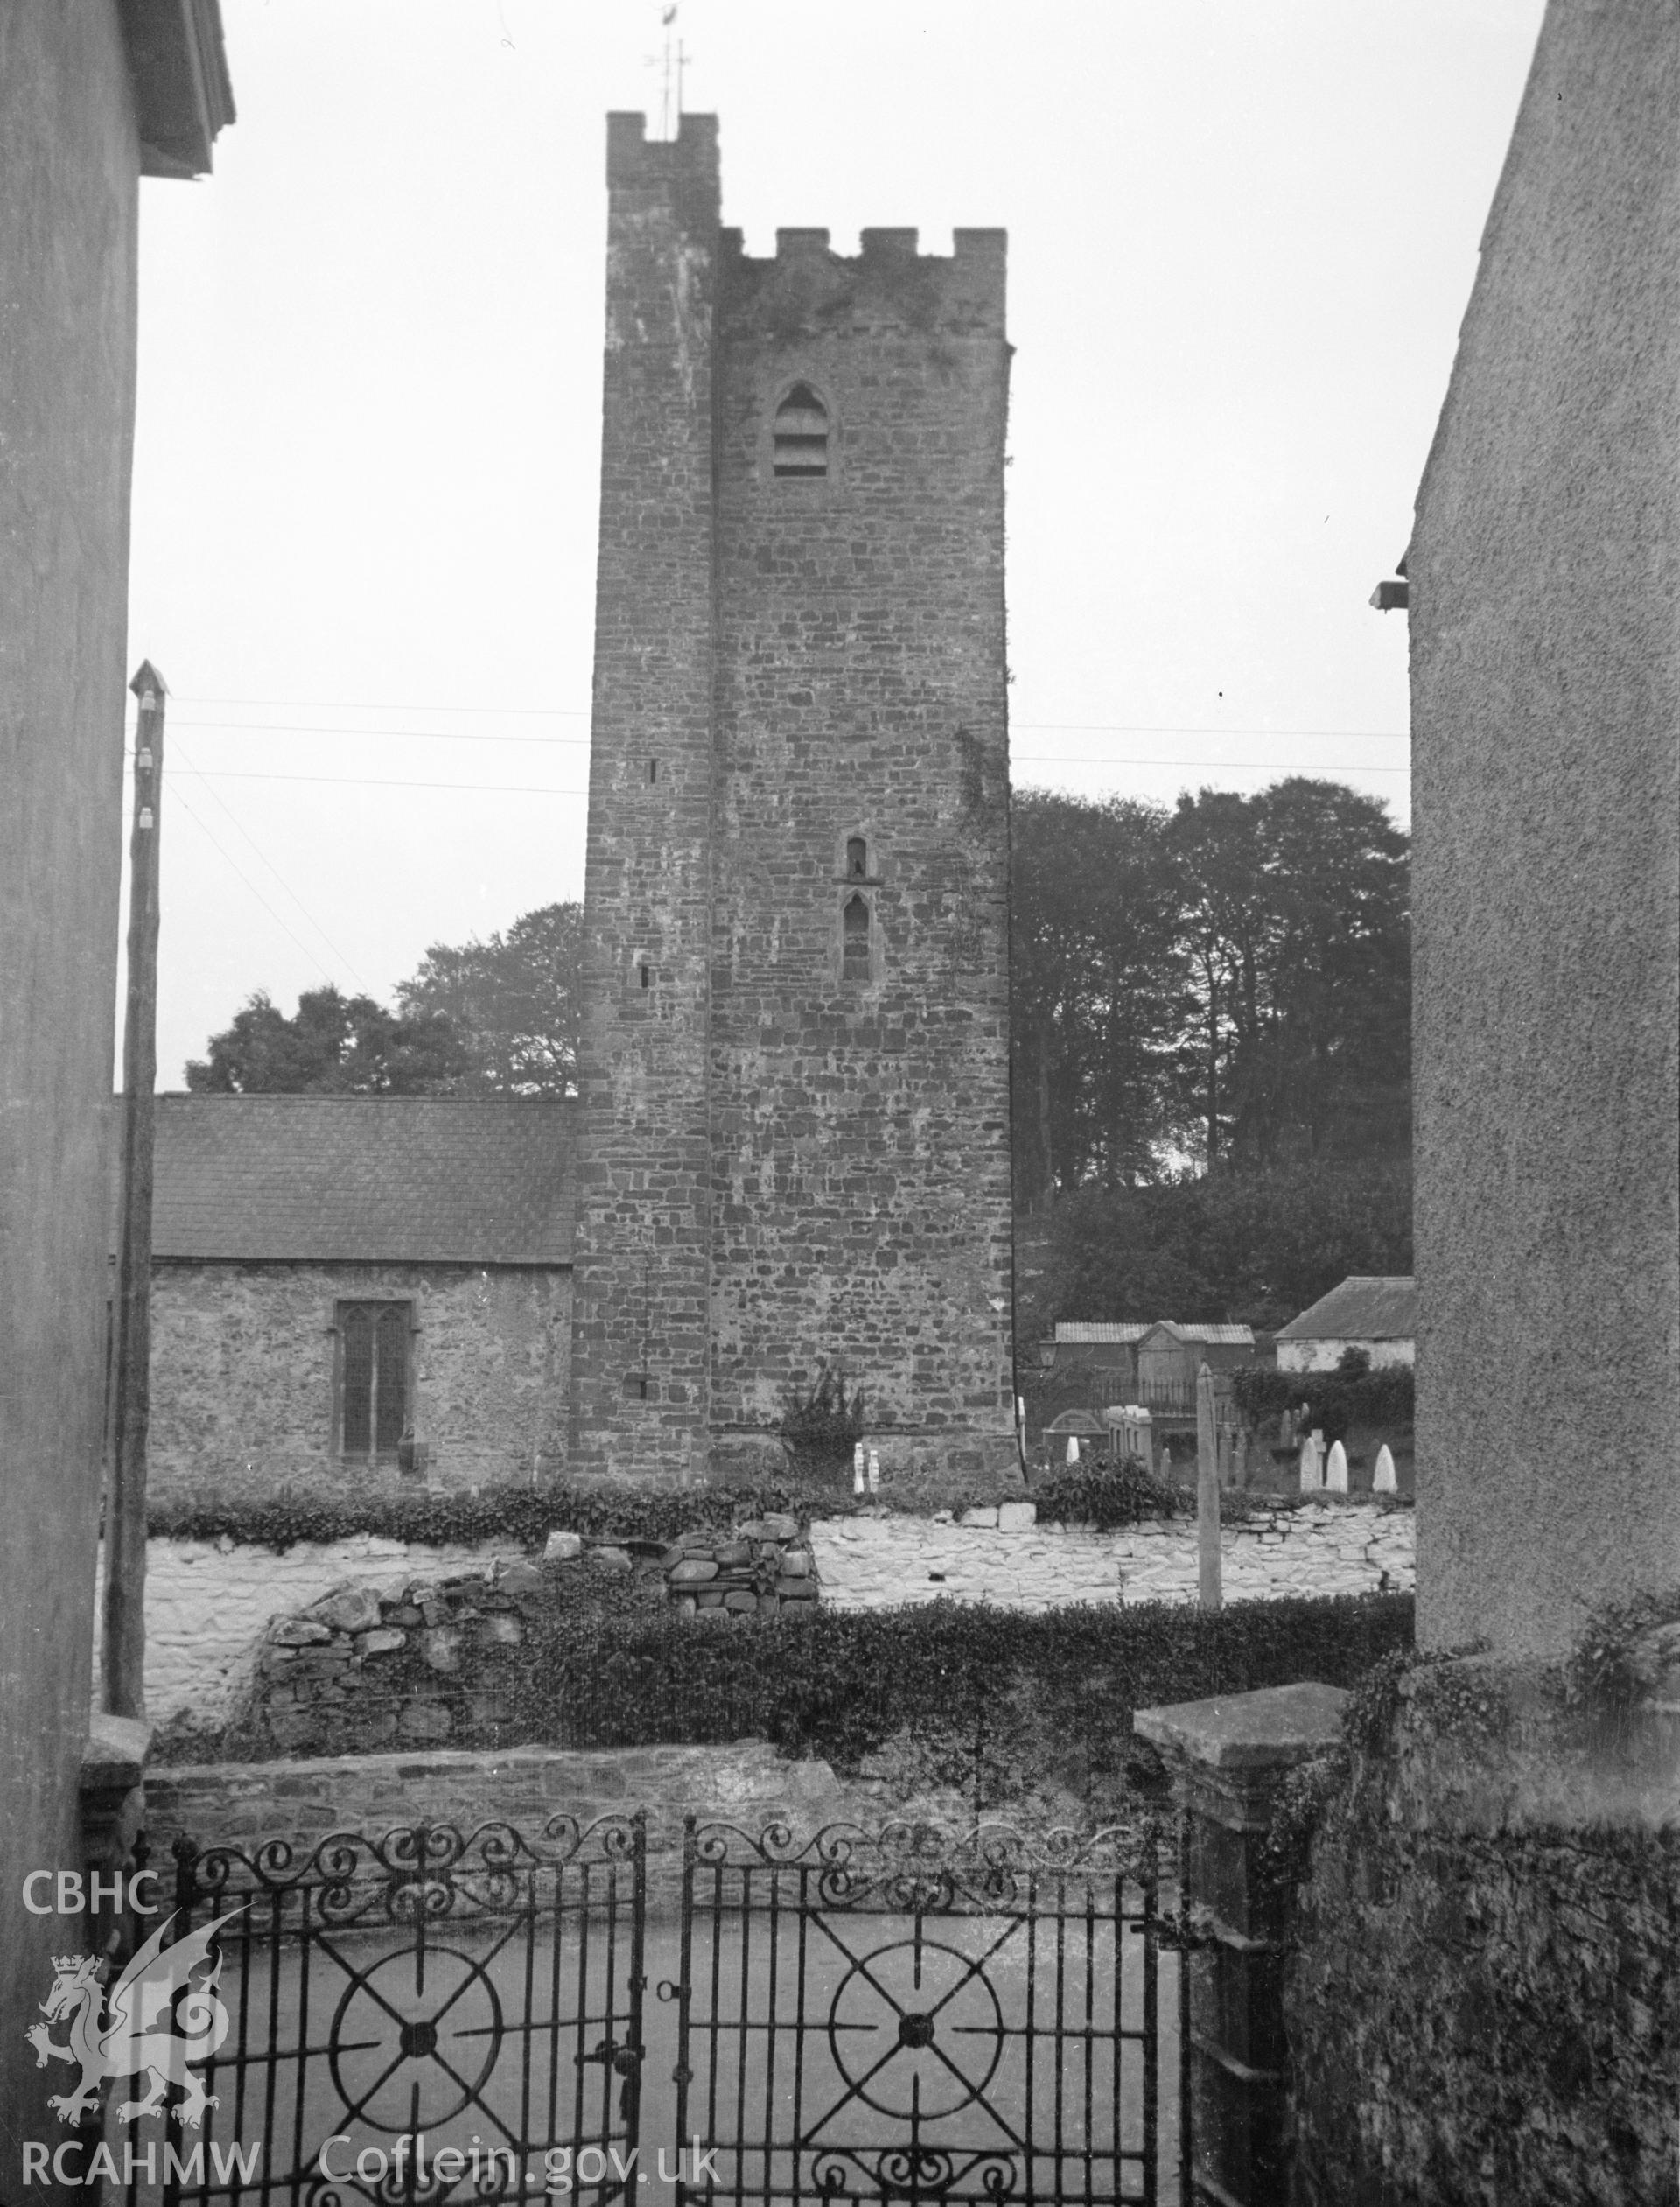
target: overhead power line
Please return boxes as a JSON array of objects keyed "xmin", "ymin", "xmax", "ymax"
[
  {"xmin": 167, "ymin": 784, "xmax": 340, "ymax": 986},
  {"xmin": 174, "ymin": 767, "xmax": 589, "ymax": 796},
  {"xmin": 167, "ymin": 739, "xmax": 369, "ymax": 986},
  {"xmin": 174, "ymin": 759, "xmax": 1406, "ymax": 797},
  {"xmin": 173, "ymin": 696, "xmax": 1408, "ymax": 741}
]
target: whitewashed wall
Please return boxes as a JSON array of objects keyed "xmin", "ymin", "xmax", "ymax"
[
  {"xmin": 1274, "ymin": 1338, "xmax": 1415, "ymax": 1373},
  {"xmin": 122, "ymin": 1502, "xmax": 1415, "ymax": 1727},
  {"xmin": 96, "ymin": 1535, "xmax": 522, "ymax": 1727},
  {"xmin": 809, "ymin": 1503, "xmax": 1415, "ymax": 1612}
]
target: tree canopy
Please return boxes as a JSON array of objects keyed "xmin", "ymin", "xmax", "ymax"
[
  {"xmin": 185, "ymin": 779, "xmax": 1410, "ymax": 1324},
  {"xmin": 396, "ymin": 901, "xmax": 583, "ymax": 1097},
  {"xmin": 184, "ymin": 986, "xmax": 469, "ymax": 1096},
  {"xmin": 186, "ymin": 902, "xmax": 584, "ymax": 1098},
  {"xmin": 1010, "ymin": 779, "xmax": 1410, "ymax": 1199}
]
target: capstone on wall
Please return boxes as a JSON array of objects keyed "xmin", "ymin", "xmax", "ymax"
[{"xmin": 147, "ymin": 1261, "xmax": 569, "ymax": 1498}]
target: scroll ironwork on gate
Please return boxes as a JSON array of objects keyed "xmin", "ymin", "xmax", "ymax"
[
  {"xmin": 126, "ymin": 1813, "xmax": 647, "ymax": 2207},
  {"xmin": 662, "ymin": 1816, "xmax": 1184, "ymax": 2206}
]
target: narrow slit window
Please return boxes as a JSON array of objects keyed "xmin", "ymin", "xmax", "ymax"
[
  {"xmin": 640, "ymin": 963, "xmax": 653, "ymax": 990},
  {"xmin": 842, "ymin": 893, "xmax": 872, "ymax": 982},
  {"xmin": 846, "ymin": 837, "xmax": 869, "ymax": 879},
  {"xmin": 648, "ymin": 759, "xmax": 659, "ymax": 783},
  {"xmin": 773, "ymin": 384, "xmax": 829, "ymax": 479}
]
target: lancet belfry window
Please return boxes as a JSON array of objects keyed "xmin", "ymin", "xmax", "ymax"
[
  {"xmin": 773, "ymin": 384, "xmax": 829, "ymax": 478},
  {"xmin": 842, "ymin": 893, "xmax": 872, "ymax": 982}
]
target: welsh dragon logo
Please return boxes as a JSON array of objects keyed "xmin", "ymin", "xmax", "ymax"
[{"xmin": 27, "ymin": 1909, "xmax": 244, "ymax": 2129}]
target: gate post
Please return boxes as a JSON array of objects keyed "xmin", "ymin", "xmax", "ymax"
[{"xmin": 1133, "ymin": 1681, "xmax": 1348, "ymax": 2207}]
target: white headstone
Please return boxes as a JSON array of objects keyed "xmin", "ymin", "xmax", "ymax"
[
  {"xmin": 1373, "ymin": 1444, "xmax": 1397, "ymax": 1493},
  {"xmin": 1066, "ymin": 1434, "xmax": 1081, "ymax": 1464},
  {"xmin": 1326, "ymin": 1440, "xmax": 1349, "ymax": 1493},
  {"xmin": 1298, "ymin": 1437, "xmax": 1321, "ymax": 1491}
]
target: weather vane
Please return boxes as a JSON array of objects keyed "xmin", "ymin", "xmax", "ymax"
[{"xmin": 658, "ymin": 5, "xmax": 687, "ymax": 141}]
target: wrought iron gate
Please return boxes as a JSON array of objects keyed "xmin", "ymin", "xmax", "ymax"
[
  {"xmin": 122, "ymin": 1815, "xmax": 647, "ymax": 2205},
  {"xmin": 664, "ymin": 1818, "xmax": 1185, "ymax": 2205}
]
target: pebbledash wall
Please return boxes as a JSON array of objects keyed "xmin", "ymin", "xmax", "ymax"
[
  {"xmin": 134, "ymin": 1502, "xmax": 1414, "ymax": 1727},
  {"xmin": 148, "ymin": 1262, "xmax": 569, "ymax": 1497},
  {"xmin": 569, "ymin": 114, "xmax": 1015, "ymax": 1487}
]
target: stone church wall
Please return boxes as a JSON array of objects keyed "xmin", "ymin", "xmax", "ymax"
[{"xmin": 147, "ymin": 1261, "xmax": 569, "ymax": 1500}]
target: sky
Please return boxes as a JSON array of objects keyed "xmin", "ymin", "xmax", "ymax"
[{"xmin": 125, "ymin": 0, "xmax": 1547, "ymax": 1087}]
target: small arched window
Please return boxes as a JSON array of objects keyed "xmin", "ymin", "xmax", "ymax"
[
  {"xmin": 845, "ymin": 836, "xmax": 869, "ymax": 879},
  {"xmin": 842, "ymin": 893, "xmax": 872, "ymax": 982},
  {"xmin": 773, "ymin": 383, "xmax": 829, "ymax": 479}
]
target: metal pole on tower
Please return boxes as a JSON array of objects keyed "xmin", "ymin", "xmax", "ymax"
[{"xmin": 102, "ymin": 662, "xmax": 167, "ymax": 1718}]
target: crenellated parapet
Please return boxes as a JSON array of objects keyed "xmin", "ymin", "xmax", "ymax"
[{"xmin": 718, "ymin": 221, "xmax": 1005, "ymax": 339}]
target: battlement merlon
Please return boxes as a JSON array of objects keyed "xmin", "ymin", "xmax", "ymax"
[
  {"xmin": 606, "ymin": 110, "xmax": 720, "ymax": 233},
  {"xmin": 718, "ymin": 223, "xmax": 1006, "ymax": 333}
]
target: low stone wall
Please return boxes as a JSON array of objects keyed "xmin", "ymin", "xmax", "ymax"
[
  {"xmin": 99, "ymin": 1534, "xmax": 528, "ymax": 1727},
  {"xmin": 1289, "ymin": 1657, "xmax": 1680, "ymax": 2204},
  {"xmin": 809, "ymin": 1501, "xmax": 1415, "ymax": 1612},
  {"xmin": 144, "ymin": 1740, "xmax": 846, "ymax": 1904},
  {"xmin": 130, "ymin": 1502, "xmax": 1415, "ymax": 1728}
]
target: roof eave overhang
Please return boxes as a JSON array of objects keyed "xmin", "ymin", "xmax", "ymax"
[{"xmin": 121, "ymin": 0, "xmax": 235, "ymax": 179}]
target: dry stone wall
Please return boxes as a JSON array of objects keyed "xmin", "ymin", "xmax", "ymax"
[{"xmin": 99, "ymin": 1533, "xmax": 523, "ymax": 1727}]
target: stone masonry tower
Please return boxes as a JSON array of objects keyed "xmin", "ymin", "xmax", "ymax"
[{"xmin": 569, "ymin": 113, "xmax": 1015, "ymax": 1485}]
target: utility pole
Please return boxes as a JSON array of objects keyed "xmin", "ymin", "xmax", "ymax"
[{"xmin": 102, "ymin": 662, "xmax": 166, "ymax": 1719}]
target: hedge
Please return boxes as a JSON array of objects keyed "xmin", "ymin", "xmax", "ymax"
[
  {"xmin": 536, "ymin": 1592, "xmax": 1416, "ymax": 1772},
  {"xmin": 144, "ymin": 1479, "xmax": 859, "ymax": 1554},
  {"xmin": 165, "ymin": 1580, "xmax": 1415, "ymax": 1797},
  {"xmin": 1029, "ymin": 1455, "xmax": 1185, "ymax": 1529},
  {"xmin": 1232, "ymin": 1363, "xmax": 1414, "ymax": 1441}
]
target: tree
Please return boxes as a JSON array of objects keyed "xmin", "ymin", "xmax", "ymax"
[
  {"xmin": 1010, "ymin": 792, "xmax": 1190, "ymax": 1206},
  {"xmin": 396, "ymin": 901, "xmax": 584, "ymax": 1097},
  {"xmin": 185, "ymin": 985, "xmax": 469, "ymax": 1095},
  {"xmin": 1026, "ymin": 1158, "xmax": 1414, "ymax": 1338},
  {"xmin": 1164, "ymin": 780, "xmax": 1410, "ymax": 1169}
]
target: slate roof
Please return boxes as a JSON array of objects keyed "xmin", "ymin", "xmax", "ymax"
[
  {"xmin": 136, "ymin": 1096, "xmax": 576, "ymax": 1264},
  {"xmin": 1054, "ymin": 1321, "xmax": 1255, "ymax": 1347},
  {"xmin": 1275, "ymin": 1276, "xmax": 1416, "ymax": 1342}
]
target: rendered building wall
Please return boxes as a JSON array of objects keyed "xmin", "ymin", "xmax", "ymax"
[
  {"xmin": 1410, "ymin": 0, "xmax": 1680, "ymax": 1657},
  {"xmin": 0, "ymin": 5, "xmax": 139, "ymax": 2174},
  {"xmin": 570, "ymin": 116, "xmax": 1015, "ymax": 1482}
]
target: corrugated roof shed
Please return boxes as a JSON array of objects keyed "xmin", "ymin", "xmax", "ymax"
[
  {"xmin": 1054, "ymin": 1321, "xmax": 1255, "ymax": 1346},
  {"xmin": 131, "ymin": 1096, "xmax": 575, "ymax": 1264},
  {"xmin": 1276, "ymin": 1276, "xmax": 1416, "ymax": 1342}
]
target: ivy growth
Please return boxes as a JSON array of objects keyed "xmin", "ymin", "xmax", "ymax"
[{"xmin": 779, "ymin": 1364, "xmax": 868, "ymax": 1481}]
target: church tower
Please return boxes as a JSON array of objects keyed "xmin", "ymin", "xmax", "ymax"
[{"xmin": 569, "ymin": 112, "xmax": 1015, "ymax": 1485}]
